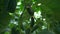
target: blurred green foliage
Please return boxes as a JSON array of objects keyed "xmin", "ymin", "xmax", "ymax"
[{"xmin": 0, "ymin": 0, "xmax": 60, "ymax": 34}]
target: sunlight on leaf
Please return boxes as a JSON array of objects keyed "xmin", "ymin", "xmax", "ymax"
[
  {"xmin": 16, "ymin": 6, "xmax": 20, "ymax": 9},
  {"xmin": 9, "ymin": 13, "xmax": 13, "ymax": 16},
  {"xmin": 37, "ymin": 3, "xmax": 41, "ymax": 6},
  {"xmin": 10, "ymin": 19, "xmax": 18, "ymax": 25},
  {"xmin": 17, "ymin": 2, "xmax": 21, "ymax": 5},
  {"xmin": 43, "ymin": 18, "xmax": 46, "ymax": 21},
  {"xmin": 42, "ymin": 26, "xmax": 47, "ymax": 29},
  {"xmin": 14, "ymin": 21, "xmax": 18, "ymax": 25},
  {"xmin": 18, "ymin": 11, "xmax": 23, "ymax": 15},
  {"xmin": 34, "ymin": 11, "xmax": 42, "ymax": 18},
  {"xmin": 33, "ymin": 2, "xmax": 35, "ymax": 4},
  {"xmin": 15, "ymin": 11, "xmax": 23, "ymax": 16}
]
